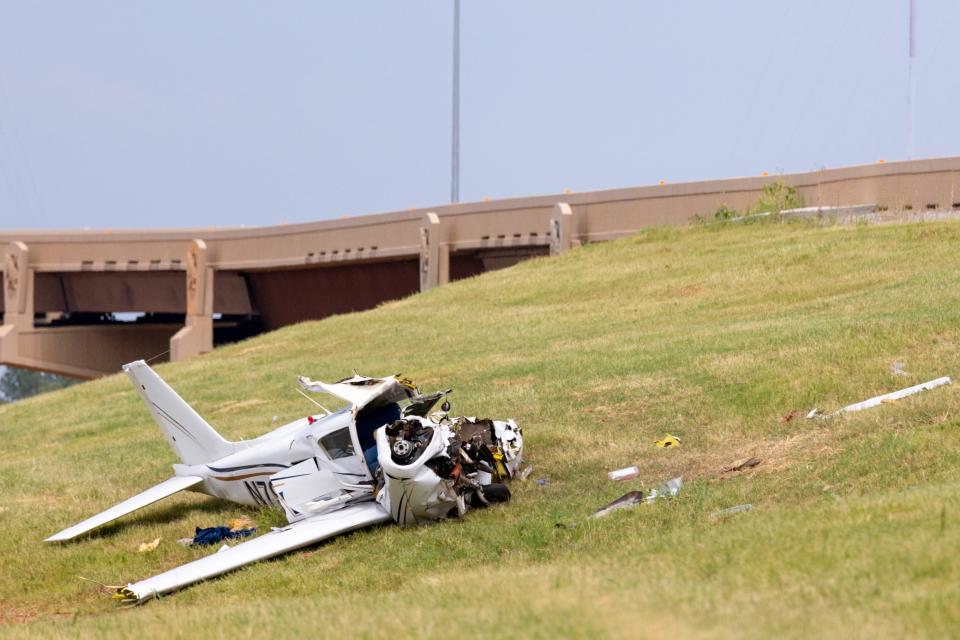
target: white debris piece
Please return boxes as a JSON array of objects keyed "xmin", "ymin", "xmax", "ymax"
[
  {"xmin": 835, "ymin": 376, "xmax": 951, "ymax": 415},
  {"xmin": 645, "ymin": 476, "xmax": 682, "ymax": 502},
  {"xmin": 607, "ymin": 466, "xmax": 640, "ymax": 481}
]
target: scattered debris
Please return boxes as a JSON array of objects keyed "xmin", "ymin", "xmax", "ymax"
[
  {"xmin": 654, "ymin": 434, "xmax": 681, "ymax": 448},
  {"xmin": 608, "ymin": 466, "xmax": 640, "ymax": 481},
  {"xmin": 836, "ymin": 376, "xmax": 951, "ymax": 415},
  {"xmin": 592, "ymin": 491, "xmax": 644, "ymax": 518},
  {"xmin": 78, "ymin": 575, "xmax": 126, "ymax": 594},
  {"xmin": 721, "ymin": 457, "xmax": 761, "ymax": 474},
  {"xmin": 518, "ymin": 465, "xmax": 535, "ymax": 481},
  {"xmin": 891, "ymin": 361, "xmax": 908, "ymax": 377},
  {"xmin": 591, "ymin": 476, "xmax": 683, "ymax": 518},
  {"xmin": 227, "ymin": 515, "xmax": 255, "ymax": 531},
  {"xmin": 806, "ymin": 376, "xmax": 951, "ymax": 421},
  {"xmin": 645, "ymin": 476, "xmax": 682, "ymax": 502},
  {"xmin": 536, "ymin": 477, "xmax": 550, "ymax": 486},
  {"xmin": 711, "ymin": 503, "xmax": 753, "ymax": 519},
  {"xmin": 780, "ymin": 410, "xmax": 799, "ymax": 423},
  {"xmin": 136, "ymin": 537, "xmax": 161, "ymax": 553},
  {"xmin": 191, "ymin": 525, "xmax": 256, "ymax": 546},
  {"xmin": 176, "ymin": 538, "xmax": 194, "ymax": 546}
]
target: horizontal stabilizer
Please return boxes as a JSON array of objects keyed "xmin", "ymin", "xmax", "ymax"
[
  {"xmin": 117, "ymin": 502, "xmax": 390, "ymax": 602},
  {"xmin": 46, "ymin": 475, "xmax": 204, "ymax": 542}
]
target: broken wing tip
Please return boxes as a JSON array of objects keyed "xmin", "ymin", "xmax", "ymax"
[
  {"xmin": 122, "ymin": 359, "xmax": 148, "ymax": 372},
  {"xmin": 45, "ymin": 533, "xmax": 70, "ymax": 543}
]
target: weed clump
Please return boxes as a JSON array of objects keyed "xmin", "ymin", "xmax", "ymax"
[
  {"xmin": 690, "ymin": 180, "xmax": 805, "ymax": 224},
  {"xmin": 749, "ymin": 180, "xmax": 804, "ymax": 216}
]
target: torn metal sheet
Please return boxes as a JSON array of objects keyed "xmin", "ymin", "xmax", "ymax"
[
  {"xmin": 47, "ymin": 360, "xmax": 524, "ymax": 603},
  {"xmin": 835, "ymin": 376, "xmax": 951, "ymax": 415},
  {"xmin": 591, "ymin": 476, "xmax": 682, "ymax": 518},
  {"xmin": 592, "ymin": 491, "xmax": 644, "ymax": 518},
  {"xmin": 721, "ymin": 457, "xmax": 761, "ymax": 473}
]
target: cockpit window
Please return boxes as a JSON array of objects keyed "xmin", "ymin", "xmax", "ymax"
[{"xmin": 320, "ymin": 427, "xmax": 355, "ymax": 460}]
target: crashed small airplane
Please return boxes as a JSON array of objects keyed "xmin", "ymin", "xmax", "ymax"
[{"xmin": 46, "ymin": 361, "xmax": 524, "ymax": 603}]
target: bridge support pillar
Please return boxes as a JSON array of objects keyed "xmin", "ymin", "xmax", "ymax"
[
  {"xmin": 1, "ymin": 241, "xmax": 32, "ymax": 365},
  {"xmin": 170, "ymin": 239, "xmax": 213, "ymax": 362},
  {"xmin": 550, "ymin": 202, "xmax": 575, "ymax": 256},
  {"xmin": 420, "ymin": 211, "xmax": 449, "ymax": 291}
]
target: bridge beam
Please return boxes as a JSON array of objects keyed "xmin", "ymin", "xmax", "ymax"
[
  {"xmin": 419, "ymin": 212, "xmax": 449, "ymax": 291},
  {"xmin": 170, "ymin": 239, "xmax": 214, "ymax": 362},
  {"xmin": 549, "ymin": 202, "xmax": 575, "ymax": 256},
  {"xmin": 1, "ymin": 241, "xmax": 32, "ymax": 364}
]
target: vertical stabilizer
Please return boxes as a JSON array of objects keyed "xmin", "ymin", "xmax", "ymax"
[{"xmin": 124, "ymin": 360, "xmax": 235, "ymax": 464}]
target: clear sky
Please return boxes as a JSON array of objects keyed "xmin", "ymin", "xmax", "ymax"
[{"xmin": 0, "ymin": 1, "xmax": 957, "ymax": 230}]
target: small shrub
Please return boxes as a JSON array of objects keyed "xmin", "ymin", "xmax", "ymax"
[
  {"xmin": 749, "ymin": 180, "xmax": 804, "ymax": 216},
  {"xmin": 713, "ymin": 204, "xmax": 739, "ymax": 221}
]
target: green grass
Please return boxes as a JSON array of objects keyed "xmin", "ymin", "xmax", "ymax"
[{"xmin": 3, "ymin": 220, "xmax": 960, "ymax": 638}]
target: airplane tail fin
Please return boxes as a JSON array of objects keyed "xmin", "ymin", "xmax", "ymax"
[{"xmin": 123, "ymin": 360, "xmax": 235, "ymax": 465}]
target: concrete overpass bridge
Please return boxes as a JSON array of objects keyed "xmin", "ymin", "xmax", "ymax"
[{"xmin": 3, "ymin": 157, "xmax": 959, "ymax": 378}]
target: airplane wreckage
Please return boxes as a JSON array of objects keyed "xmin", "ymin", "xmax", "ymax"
[{"xmin": 46, "ymin": 361, "xmax": 525, "ymax": 603}]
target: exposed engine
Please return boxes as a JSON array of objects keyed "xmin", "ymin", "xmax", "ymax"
[{"xmin": 376, "ymin": 412, "xmax": 524, "ymax": 525}]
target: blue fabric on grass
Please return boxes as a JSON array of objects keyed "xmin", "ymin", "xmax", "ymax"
[{"xmin": 192, "ymin": 526, "xmax": 256, "ymax": 546}]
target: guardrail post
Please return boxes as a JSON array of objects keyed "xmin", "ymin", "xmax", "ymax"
[
  {"xmin": 420, "ymin": 212, "xmax": 449, "ymax": 291},
  {"xmin": 170, "ymin": 239, "xmax": 214, "ymax": 361},
  {"xmin": 550, "ymin": 202, "xmax": 574, "ymax": 255},
  {"xmin": 0, "ymin": 241, "xmax": 31, "ymax": 364}
]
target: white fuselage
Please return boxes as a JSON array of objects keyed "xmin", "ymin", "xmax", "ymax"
[{"xmin": 175, "ymin": 408, "xmax": 369, "ymax": 508}]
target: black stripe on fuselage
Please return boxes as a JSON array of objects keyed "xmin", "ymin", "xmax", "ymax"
[
  {"xmin": 207, "ymin": 459, "xmax": 308, "ymax": 474},
  {"xmin": 207, "ymin": 462, "xmax": 290, "ymax": 473},
  {"xmin": 245, "ymin": 481, "xmax": 267, "ymax": 506},
  {"xmin": 396, "ymin": 491, "xmax": 407, "ymax": 524},
  {"xmin": 272, "ymin": 473, "xmax": 312, "ymax": 481}
]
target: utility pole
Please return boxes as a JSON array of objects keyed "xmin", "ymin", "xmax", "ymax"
[
  {"xmin": 451, "ymin": 0, "xmax": 461, "ymax": 203},
  {"xmin": 907, "ymin": 0, "xmax": 916, "ymax": 158}
]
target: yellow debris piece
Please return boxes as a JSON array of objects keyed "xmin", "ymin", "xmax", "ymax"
[
  {"xmin": 654, "ymin": 434, "xmax": 682, "ymax": 448},
  {"xmin": 492, "ymin": 451, "xmax": 509, "ymax": 481},
  {"xmin": 113, "ymin": 587, "xmax": 138, "ymax": 602},
  {"xmin": 228, "ymin": 515, "xmax": 255, "ymax": 531},
  {"xmin": 137, "ymin": 537, "xmax": 161, "ymax": 553}
]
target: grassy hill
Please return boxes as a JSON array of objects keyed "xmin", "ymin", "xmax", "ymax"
[{"xmin": 2, "ymin": 219, "xmax": 960, "ymax": 638}]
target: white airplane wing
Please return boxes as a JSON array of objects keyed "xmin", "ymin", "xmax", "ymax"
[
  {"xmin": 116, "ymin": 501, "xmax": 391, "ymax": 603},
  {"xmin": 46, "ymin": 475, "xmax": 205, "ymax": 542}
]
